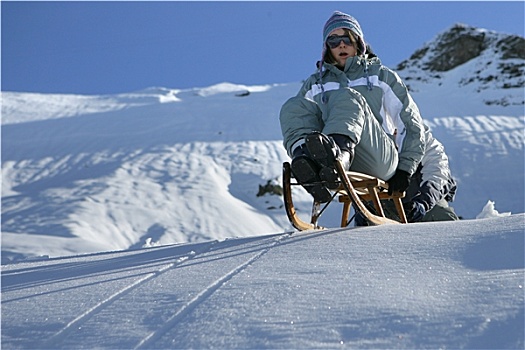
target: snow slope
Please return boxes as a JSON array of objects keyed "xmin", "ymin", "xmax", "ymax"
[
  {"xmin": 1, "ymin": 84, "xmax": 295, "ymax": 260},
  {"xmin": 2, "ymin": 78, "xmax": 523, "ymax": 261},
  {"xmin": 1, "ymin": 214, "xmax": 523, "ymax": 349}
]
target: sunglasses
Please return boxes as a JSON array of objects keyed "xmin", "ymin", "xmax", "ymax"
[{"xmin": 326, "ymin": 35, "xmax": 354, "ymax": 49}]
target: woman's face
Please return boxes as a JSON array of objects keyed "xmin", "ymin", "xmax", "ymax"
[{"xmin": 327, "ymin": 28, "xmax": 357, "ymax": 67}]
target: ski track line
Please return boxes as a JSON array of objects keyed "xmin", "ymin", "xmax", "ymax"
[
  {"xmin": 134, "ymin": 234, "xmax": 291, "ymax": 349},
  {"xmin": 41, "ymin": 241, "xmax": 218, "ymax": 349}
]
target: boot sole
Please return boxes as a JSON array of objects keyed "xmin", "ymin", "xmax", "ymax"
[
  {"xmin": 306, "ymin": 133, "xmax": 341, "ymax": 189},
  {"xmin": 319, "ymin": 167, "xmax": 340, "ymax": 190},
  {"xmin": 291, "ymin": 157, "xmax": 332, "ymax": 203},
  {"xmin": 305, "ymin": 133, "xmax": 336, "ymax": 168}
]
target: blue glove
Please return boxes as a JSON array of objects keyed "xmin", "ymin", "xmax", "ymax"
[{"xmin": 404, "ymin": 201, "xmax": 427, "ymax": 223}]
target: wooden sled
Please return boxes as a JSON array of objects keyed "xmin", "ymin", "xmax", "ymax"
[{"xmin": 282, "ymin": 159, "xmax": 407, "ymax": 231}]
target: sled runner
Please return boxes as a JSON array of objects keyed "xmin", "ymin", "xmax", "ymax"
[{"xmin": 282, "ymin": 158, "xmax": 407, "ymax": 231}]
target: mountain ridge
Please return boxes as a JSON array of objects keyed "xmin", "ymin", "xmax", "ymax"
[{"xmin": 396, "ymin": 23, "xmax": 524, "ymax": 109}]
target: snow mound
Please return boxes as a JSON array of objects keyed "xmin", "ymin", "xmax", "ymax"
[
  {"xmin": 195, "ymin": 82, "xmax": 273, "ymax": 97},
  {"xmin": 476, "ymin": 200, "xmax": 512, "ymax": 219}
]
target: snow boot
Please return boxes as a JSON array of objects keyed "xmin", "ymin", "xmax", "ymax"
[
  {"xmin": 291, "ymin": 143, "xmax": 332, "ymax": 203},
  {"xmin": 305, "ymin": 132, "xmax": 354, "ymax": 190}
]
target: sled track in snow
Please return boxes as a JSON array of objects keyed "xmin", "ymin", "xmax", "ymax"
[
  {"xmin": 41, "ymin": 241, "xmax": 219, "ymax": 349},
  {"xmin": 134, "ymin": 234, "xmax": 290, "ymax": 349}
]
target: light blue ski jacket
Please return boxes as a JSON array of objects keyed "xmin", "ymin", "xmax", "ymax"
[{"xmin": 280, "ymin": 55, "xmax": 426, "ymax": 175}]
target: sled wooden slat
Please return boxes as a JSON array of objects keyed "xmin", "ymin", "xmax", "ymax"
[
  {"xmin": 283, "ymin": 161, "xmax": 408, "ymax": 231},
  {"xmin": 337, "ymin": 171, "xmax": 408, "ymax": 224},
  {"xmin": 282, "ymin": 162, "xmax": 319, "ymax": 231}
]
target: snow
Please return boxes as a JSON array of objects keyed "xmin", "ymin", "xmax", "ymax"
[
  {"xmin": 476, "ymin": 200, "xmax": 512, "ymax": 219},
  {"xmin": 1, "ymin": 26, "xmax": 525, "ymax": 348},
  {"xmin": 2, "ymin": 215, "xmax": 524, "ymax": 349},
  {"xmin": 2, "ymin": 80, "xmax": 523, "ymax": 261}
]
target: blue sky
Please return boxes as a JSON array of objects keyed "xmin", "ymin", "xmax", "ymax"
[{"xmin": 2, "ymin": 1, "xmax": 524, "ymax": 95}]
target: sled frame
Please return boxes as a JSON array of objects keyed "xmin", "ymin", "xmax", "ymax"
[{"xmin": 282, "ymin": 159, "xmax": 407, "ymax": 231}]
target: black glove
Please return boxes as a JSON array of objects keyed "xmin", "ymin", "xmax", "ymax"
[
  {"xmin": 387, "ymin": 169, "xmax": 411, "ymax": 195},
  {"xmin": 403, "ymin": 201, "xmax": 427, "ymax": 223}
]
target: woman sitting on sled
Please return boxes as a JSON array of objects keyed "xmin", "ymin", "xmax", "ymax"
[{"xmin": 279, "ymin": 11, "xmax": 459, "ymax": 223}]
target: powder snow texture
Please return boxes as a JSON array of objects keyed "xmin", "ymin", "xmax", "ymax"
[{"xmin": 1, "ymin": 215, "xmax": 523, "ymax": 349}]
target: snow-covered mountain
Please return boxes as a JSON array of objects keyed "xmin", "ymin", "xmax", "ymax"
[
  {"xmin": 1, "ymin": 24, "xmax": 524, "ymax": 263},
  {"xmin": 397, "ymin": 23, "xmax": 524, "ymax": 100},
  {"xmin": 1, "ymin": 24, "xmax": 524, "ymax": 350}
]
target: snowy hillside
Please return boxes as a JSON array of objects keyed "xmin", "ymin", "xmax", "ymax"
[
  {"xmin": 1, "ymin": 24, "xmax": 524, "ymax": 262},
  {"xmin": 2, "ymin": 214, "xmax": 524, "ymax": 349}
]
